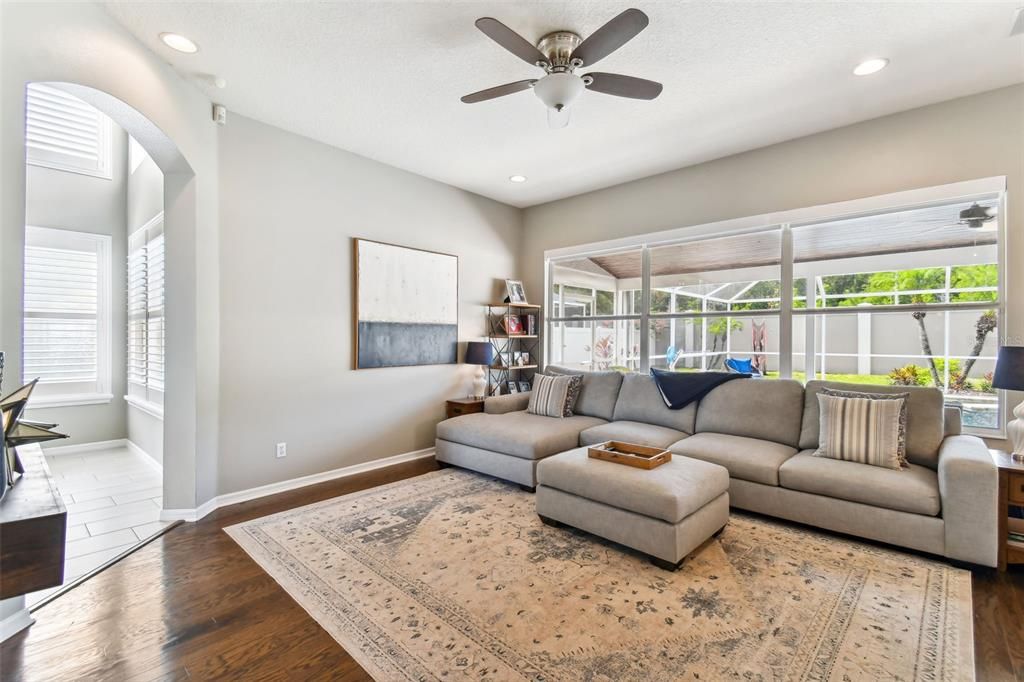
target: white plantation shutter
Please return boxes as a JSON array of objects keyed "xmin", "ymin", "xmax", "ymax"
[
  {"xmin": 127, "ymin": 214, "xmax": 165, "ymax": 407},
  {"xmin": 26, "ymin": 83, "xmax": 112, "ymax": 179},
  {"xmin": 23, "ymin": 227, "xmax": 112, "ymax": 405}
]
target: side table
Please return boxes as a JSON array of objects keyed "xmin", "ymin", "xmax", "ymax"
[
  {"xmin": 446, "ymin": 398, "xmax": 484, "ymax": 420},
  {"xmin": 994, "ymin": 448, "xmax": 1024, "ymax": 571}
]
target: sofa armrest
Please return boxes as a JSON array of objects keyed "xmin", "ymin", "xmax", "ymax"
[
  {"xmin": 943, "ymin": 405, "xmax": 963, "ymax": 437},
  {"xmin": 484, "ymin": 392, "xmax": 531, "ymax": 415},
  {"xmin": 938, "ymin": 435, "xmax": 998, "ymax": 566}
]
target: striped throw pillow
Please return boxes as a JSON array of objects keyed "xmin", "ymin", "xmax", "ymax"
[
  {"xmin": 820, "ymin": 387, "xmax": 909, "ymax": 466},
  {"xmin": 814, "ymin": 392, "xmax": 907, "ymax": 469},
  {"xmin": 527, "ymin": 374, "xmax": 582, "ymax": 418}
]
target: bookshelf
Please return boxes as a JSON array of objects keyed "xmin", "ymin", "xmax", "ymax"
[{"xmin": 486, "ymin": 302, "xmax": 540, "ymax": 396}]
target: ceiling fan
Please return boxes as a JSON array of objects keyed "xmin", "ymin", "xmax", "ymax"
[{"xmin": 461, "ymin": 8, "xmax": 663, "ymax": 128}]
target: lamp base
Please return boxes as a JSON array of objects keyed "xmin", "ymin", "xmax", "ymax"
[
  {"xmin": 1008, "ymin": 400, "xmax": 1024, "ymax": 458},
  {"xmin": 471, "ymin": 366, "xmax": 487, "ymax": 401}
]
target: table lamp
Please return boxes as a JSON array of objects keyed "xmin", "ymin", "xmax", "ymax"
[
  {"xmin": 465, "ymin": 341, "xmax": 494, "ymax": 399},
  {"xmin": 992, "ymin": 346, "xmax": 1024, "ymax": 458}
]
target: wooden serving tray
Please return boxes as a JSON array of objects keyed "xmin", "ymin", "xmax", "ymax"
[{"xmin": 587, "ymin": 441, "xmax": 672, "ymax": 470}]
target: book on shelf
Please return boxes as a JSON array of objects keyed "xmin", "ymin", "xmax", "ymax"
[{"xmin": 518, "ymin": 313, "xmax": 537, "ymax": 335}]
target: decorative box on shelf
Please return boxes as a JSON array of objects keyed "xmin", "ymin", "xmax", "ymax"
[{"xmin": 486, "ymin": 302, "xmax": 541, "ymax": 396}]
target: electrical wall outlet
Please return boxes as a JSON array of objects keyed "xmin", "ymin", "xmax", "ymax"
[{"xmin": 276, "ymin": 442, "xmax": 287, "ymax": 458}]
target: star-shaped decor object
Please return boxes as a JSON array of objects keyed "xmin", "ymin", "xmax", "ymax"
[{"xmin": 1, "ymin": 379, "xmax": 67, "ymax": 490}]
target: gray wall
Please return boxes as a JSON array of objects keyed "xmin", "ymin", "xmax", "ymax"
[
  {"xmin": 216, "ymin": 114, "xmax": 521, "ymax": 495},
  {"xmin": 24, "ymin": 128, "xmax": 129, "ymax": 446},
  {"xmin": 523, "ymin": 84, "xmax": 1024, "ymax": 439}
]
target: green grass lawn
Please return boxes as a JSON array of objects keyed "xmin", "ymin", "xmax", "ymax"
[{"xmin": 763, "ymin": 371, "xmax": 890, "ymax": 385}]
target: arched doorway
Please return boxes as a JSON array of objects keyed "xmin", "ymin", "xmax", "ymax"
[{"xmin": 16, "ymin": 81, "xmax": 196, "ymax": 604}]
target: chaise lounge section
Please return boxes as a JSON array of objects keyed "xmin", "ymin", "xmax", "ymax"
[{"xmin": 436, "ymin": 367, "xmax": 1000, "ymax": 567}]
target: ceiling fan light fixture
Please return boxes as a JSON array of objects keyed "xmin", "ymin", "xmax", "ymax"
[
  {"xmin": 959, "ymin": 202, "xmax": 997, "ymax": 230},
  {"xmin": 533, "ymin": 73, "xmax": 585, "ymax": 112},
  {"xmin": 853, "ymin": 57, "xmax": 889, "ymax": 76}
]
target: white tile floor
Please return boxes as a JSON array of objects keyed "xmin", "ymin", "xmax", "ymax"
[{"xmin": 27, "ymin": 445, "xmax": 169, "ymax": 607}]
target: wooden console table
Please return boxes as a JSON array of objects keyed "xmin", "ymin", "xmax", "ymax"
[{"xmin": 0, "ymin": 443, "xmax": 67, "ymax": 598}]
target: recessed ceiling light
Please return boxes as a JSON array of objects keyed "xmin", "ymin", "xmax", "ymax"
[
  {"xmin": 160, "ymin": 32, "xmax": 199, "ymax": 54},
  {"xmin": 853, "ymin": 58, "xmax": 889, "ymax": 76},
  {"xmin": 509, "ymin": 175, "xmax": 527, "ymax": 183}
]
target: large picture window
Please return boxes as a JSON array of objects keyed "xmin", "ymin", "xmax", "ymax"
[{"xmin": 546, "ymin": 187, "xmax": 1003, "ymax": 435}]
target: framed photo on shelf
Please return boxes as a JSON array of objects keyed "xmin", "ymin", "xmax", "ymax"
[
  {"xmin": 518, "ymin": 381, "xmax": 531, "ymax": 392},
  {"xmin": 505, "ymin": 280, "xmax": 527, "ymax": 304},
  {"xmin": 507, "ymin": 381, "xmax": 520, "ymax": 394},
  {"xmin": 502, "ymin": 315, "xmax": 524, "ymax": 335}
]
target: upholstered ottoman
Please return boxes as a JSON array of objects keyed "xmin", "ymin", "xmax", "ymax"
[{"xmin": 535, "ymin": 447, "xmax": 730, "ymax": 570}]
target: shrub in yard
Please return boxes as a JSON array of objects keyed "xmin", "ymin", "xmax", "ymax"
[
  {"xmin": 949, "ymin": 371, "xmax": 968, "ymax": 393},
  {"xmin": 979, "ymin": 371, "xmax": 994, "ymax": 393},
  {"xmin": 889, "ymin": 365, "xmax": 922, "ymax": 386}
]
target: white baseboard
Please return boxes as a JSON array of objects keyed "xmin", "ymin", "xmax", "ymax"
[
  {"xmin": 0, "ymin": 603, "xmax": 34, "ymax": 643},
  {"xmin": 42, "ymin": 438, "xmax": 127, "ymax": 457},
  {"xmin": 160, "ymin": 447, "xmax": 436, "ymax": 523},
  {"xmin": 126, "ymin": 440, "xmax": 163, "ymax": 474}
]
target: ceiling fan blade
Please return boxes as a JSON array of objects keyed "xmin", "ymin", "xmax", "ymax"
[
  {"xmin": 584, "ymin": 72, "xmax": 662, "ymax": 100},
  {"xmin": 461, "ymin": 79, "xmax": 537, "ymax": 104},
  {"xmin": 475, "ymin": 18, "xmax": 548, "ymax": 66},
  {"xmin": 571, "ymin": 8, "xmax": 649, "ymax": 67}
]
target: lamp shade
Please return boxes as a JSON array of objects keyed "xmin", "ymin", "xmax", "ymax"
[
  {"xmin": 464, "ymin": 341, "xmax": 493, "ymax": 367},
  {"xmin": 992, "ymin": 346, "xmax": 1024, "ymax": 391}
]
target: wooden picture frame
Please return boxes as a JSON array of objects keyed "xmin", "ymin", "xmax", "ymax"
[{"xmin": 354, "ymin": 238, "xmax": 459, "ymax": 369}]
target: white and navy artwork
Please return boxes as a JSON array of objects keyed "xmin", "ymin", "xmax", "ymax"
[{"xmin": 355, "ymin": 239, "xmax": 458, "ymax": 369}]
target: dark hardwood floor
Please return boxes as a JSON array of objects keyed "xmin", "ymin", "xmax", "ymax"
[{"xmin": 2, "ymin": 457, "xmax": 1022, "ymax": 681}]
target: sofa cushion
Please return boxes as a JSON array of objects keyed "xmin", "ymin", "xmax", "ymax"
[
  {"xmin": 579, "ymin": 421, "xmax": 688, "ymax": 449},
  {"xmin": 779, "ymin": 450, "xmax": 941, "ymax": 516},
  {"xmin": 537, "ymin": 447, "xmax": 729, "ymax": 523},
  {"xmin": 669, "ymin": 432, "xmax": 797, "ymax": 486},
  {"xmin": 694, "ymin": 379, "xmax": 805, "ymax": 447},
  {"xmin": 527, "ymin": 374, "xmax": 582, "ymax": 418},
  {"xmin": 611, "ymin": 373, "xmax": 698, "ymax": 434},
  {"xmin": 546, "ymin": 366, "xmax": 623, "ymax": 421},
  {"xmin": 436, "ymin": 411, "xmax": 606, "ymax": 460},
  {"xmin": 800, "ymin": 381, "xmax": 945, "ymax": 469},
  {"xmin": 815, "ymin": 391, "xmax": 907, "ymax": 469}
]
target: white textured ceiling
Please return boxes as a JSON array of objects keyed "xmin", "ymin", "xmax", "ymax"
[{"xmin": 102, "ymin": 2, "xmax": 1024, "ymax": 208}]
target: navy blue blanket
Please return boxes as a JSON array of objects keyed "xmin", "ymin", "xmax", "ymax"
[{"xmin": 650, "ymin": 368, "xmax": 750, "ymax": 410}]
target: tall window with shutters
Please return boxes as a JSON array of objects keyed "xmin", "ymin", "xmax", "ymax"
[
  {"xmin": 127, "ymin": 214, "xmax": 165, "ymax": 411},
  {"xmin": 25, "ymin": 83, "xmax": 113, "ymax": 179},
  {"xmin": 23, "ymin": 226, "xmax": 112, "ymax": 406}
]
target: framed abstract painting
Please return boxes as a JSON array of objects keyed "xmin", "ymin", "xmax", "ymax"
[{"xmin": 354, "ymin": 239, "xmax": 459, "ymax": 369}]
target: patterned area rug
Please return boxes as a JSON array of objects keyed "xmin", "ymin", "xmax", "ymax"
[{"xmin": 226, "ymin": 469, "xmax": 974, "ymax": 681}]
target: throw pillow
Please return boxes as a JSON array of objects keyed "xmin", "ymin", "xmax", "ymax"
[
  {"xmin": 820, "ymin": 387, "xmax": 909, "ymax": 466},
  {"xmin": 814, "ymin": 392, "xmax": 907, "ymax": 469},
  {"xmin": 528, "ymin": 374, "xmax": 582, "ymax": 418}
]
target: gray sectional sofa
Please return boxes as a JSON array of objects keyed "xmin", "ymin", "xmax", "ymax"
[{"xmin": 435, "ymin": 367, "xmax": 999, "ymax": 567}]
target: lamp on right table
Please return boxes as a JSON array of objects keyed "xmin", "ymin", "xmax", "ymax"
[{"xmin": 992, "ymin": 345, "xmax": 1024, "ymax": 458}]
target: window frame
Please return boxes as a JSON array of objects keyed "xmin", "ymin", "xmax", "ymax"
[
  {"xmin": 25, "ymin": 83, "xmax": 113, "ymax": 180},
  {"xmin": 23, "ymin": 225, "xmax": 113, "ymax": 408},
  {"xmin": 125, "ymin": 212, "xmax": 165, "ymax": 419},
  {"xmin": 544, "ymin": 177, "xmax": 1006, "ymax": 438}
]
